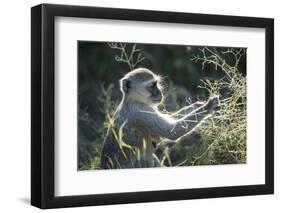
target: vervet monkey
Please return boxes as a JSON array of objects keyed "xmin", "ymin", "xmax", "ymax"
[{"xmin": 101, "ymin": 68, "xmax": 219, "ymax": 169}]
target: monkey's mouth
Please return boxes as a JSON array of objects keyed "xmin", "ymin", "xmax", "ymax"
[{"xmin": 152, "ymin": 95, "xmax": 163, "ymax": 103}]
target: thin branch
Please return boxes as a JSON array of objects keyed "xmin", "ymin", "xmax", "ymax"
[{"xmin": 108, "ymin": 43, "xmax": 145, "ymax": 70}]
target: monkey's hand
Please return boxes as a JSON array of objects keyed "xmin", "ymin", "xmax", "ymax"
[
  {"xmin": 205, "ymin": 95, "xmax": 220, "ymax": 113},
  {"xmin": 193, "ymin": 101, "xmax": 205, "ymax": 108}
]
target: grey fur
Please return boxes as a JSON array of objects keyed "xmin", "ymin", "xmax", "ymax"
[{"xmin": 100, "ymin": 68, "xmax": 218, "ymax": 169}]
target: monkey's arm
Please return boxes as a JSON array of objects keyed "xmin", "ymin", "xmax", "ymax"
[
  {"xmin": 171, "ymin": 101, "xmax": 205, "ymax": 119},
  {"xmin": 139, "ymin": 96, "xmax": 218, "ymax": 141}
]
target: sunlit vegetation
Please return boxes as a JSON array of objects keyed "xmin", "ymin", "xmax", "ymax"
[{"xmin": 78, "ymin": 42, "xmax": 246, "ymax": 170}]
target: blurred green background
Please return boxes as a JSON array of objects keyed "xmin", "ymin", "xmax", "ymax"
[{"xmin": 78, "ymin": 42, "xmax": 246, "ymax": 170}]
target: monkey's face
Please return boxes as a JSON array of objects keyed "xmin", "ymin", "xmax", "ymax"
[
  {"xmin": 120, "ymin": 68, "xmax": 163, "ymax": 106},
  {"xmin": 130, "ymin": 79, "xmax": 163, "ymax": 106},
  {"xmin": 145, "ymin": 80, "xmax": 163, "ymax": 104}
]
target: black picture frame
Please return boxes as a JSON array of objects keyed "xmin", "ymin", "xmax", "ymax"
[{"xmin": 31, "ymin": 3, "xmax": 274, "ymax": 209}]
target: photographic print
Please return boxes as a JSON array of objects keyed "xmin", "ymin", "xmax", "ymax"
[
  {"xmin": 31, "ymin": 4, "xmax": 273, "ymax": 208},
  {"xmin": 78, "ymin": 42, "xmax": 247, "ymax": 170}
]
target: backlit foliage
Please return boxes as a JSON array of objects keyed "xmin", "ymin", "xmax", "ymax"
[{"xmin": 78, "ymin": 44, "xmax": 246, "ymax": 169}]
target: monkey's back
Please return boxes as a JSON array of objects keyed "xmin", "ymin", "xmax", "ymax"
[{"xmin": 100, "ymin": 106, "xmax": 153, "ymax": 169}]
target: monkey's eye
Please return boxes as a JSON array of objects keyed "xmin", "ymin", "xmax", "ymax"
[
  {"xmin": 150, "ymin": 82, "xmax": 157, "ymax": 89},
  {"xmin": 146, "ymin": 81, "xmax": 157, "ymax": 91}
]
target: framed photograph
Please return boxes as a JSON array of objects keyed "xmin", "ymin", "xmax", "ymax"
[{"xmin": 31, "ymin": 3, "xmax": 274, "ymax": 209}]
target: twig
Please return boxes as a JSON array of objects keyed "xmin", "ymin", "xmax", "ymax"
[{"xmin": 108, "ymin": 43, "xmax": 145, "ymax": 70}]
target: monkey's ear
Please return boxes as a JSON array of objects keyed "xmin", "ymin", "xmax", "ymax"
[{"xmin": 119, "ymin": 78, "xmax": 131, "ymax": 93}]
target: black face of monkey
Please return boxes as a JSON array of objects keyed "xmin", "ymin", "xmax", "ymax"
[
  {"xmin": 119, "ymin": 68, "xmax": 164, "ymax": 105},
  {"xmin": 146, "ymin": 81, "xmax": 163, "ymax": 103}
]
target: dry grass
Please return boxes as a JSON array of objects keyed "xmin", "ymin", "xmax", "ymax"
[
  {"xmin": 79, "ymin": 45, "xmax": 247, "ymax": 169},
  {"xmin": 188, "ymin": 47, "xmax": 247, "ymax": 165}
]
